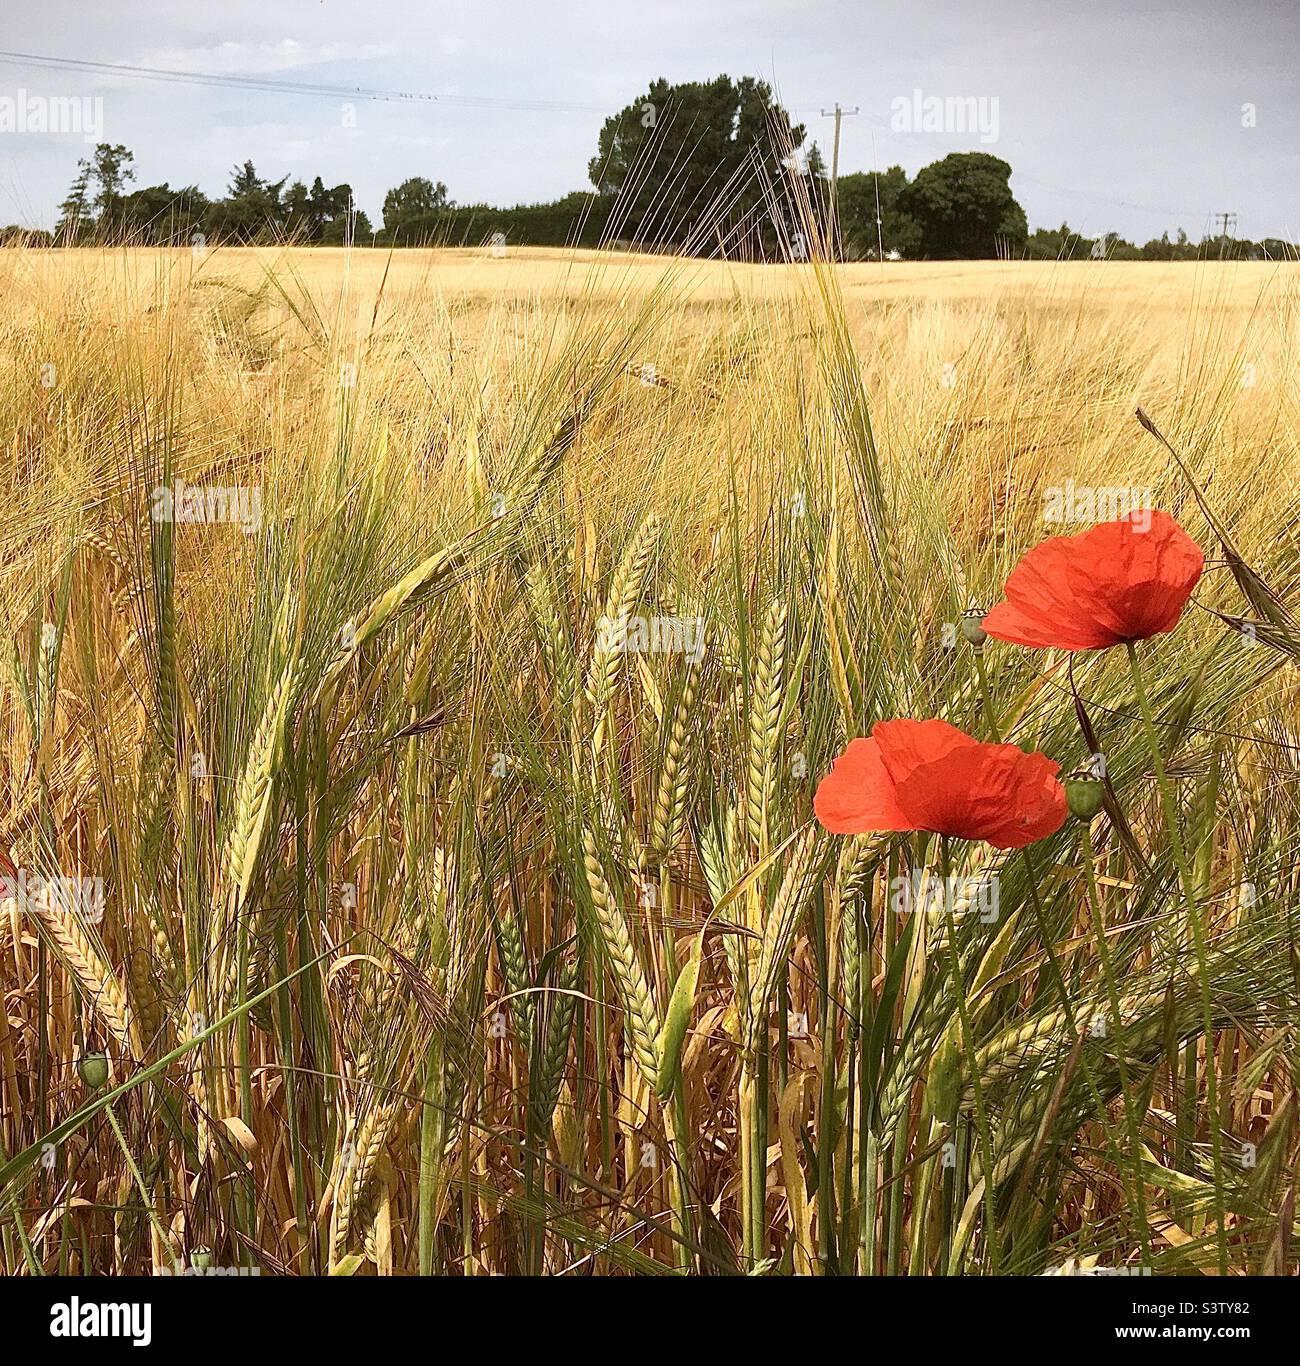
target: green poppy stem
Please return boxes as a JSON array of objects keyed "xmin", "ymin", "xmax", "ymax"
[
  {"xmin": 1077, "ymin": 820, "xmax": 1152, "ymax": 1264},
  {"xmin": 974, "ymin": 636, "xmax": 1138, "ymax": 1263},
  {"xmin": 939, "ymin": 834, "xmax": 1000, "ymax": 1273},
  {"xmin": 972, "ymin": 648, "xmax": 1002, "ymax": 743},
  {"xmin": 1124, "ymin": 640, "xmax": 1229, "ymax": 1275}
]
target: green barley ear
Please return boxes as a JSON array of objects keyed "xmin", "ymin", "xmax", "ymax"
[
  {"xmin": 530, "ymin": 950, "xmax": 580, "ymax": 1137},
  {"xmin": 745, "ymin": 824, "xmax": 827, "ymax": 1055},
  {"xmin": 584, "ymin": 516, "xmax": 660, "ymax": 748},
  {"xmin": 523, "ymin": 556, "xmax": 575, "ymax": 708},
  {"xmin": 31, "ymin": 898, "xmax": 135, "ymax": 1054},
  {"xmin": 745, "ymin": 597, "xmax": 787, "ymax": 851},
  {"xmin": 877, "ymin": 981, "xmax": 957, "ymax": 1150},
  {"xmin": 838, "ymin": 834, "xmax": 883, "ymax": 905},
  {"xmin": 580, "ymin": 827, "xmax": 661, "ymax": 1087},
  {"xmin": 493, "ymin": 897, "xmax": 533, "ymax": 1040},
  {"xmin": 836, "ymin": 835, "xmax": 883, "ymax": 1037},
  {"xmin": 222, "ymin": 657, "xmax": 300, "ymax": 907},
  {"xmin": 321, "ymin": 545, "xmax": 466, "ymax": 696},
  {"xmin": 817, "ymin": 535, "xmax": 864, "ymax": 728},
  {"xmin": 645, "ymin": 648, "xmax": 705, "ymax": 870}
]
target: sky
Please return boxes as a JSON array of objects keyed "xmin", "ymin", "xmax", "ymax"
[{"xmin": 0, "ymin": 0, "xmax": 1296, "ymax": 243}]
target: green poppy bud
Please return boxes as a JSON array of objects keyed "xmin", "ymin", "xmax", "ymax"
[
  {"xmin": 190, "ymin": 1246, "xmax": 213, "ymax": 1270},
  {"xmin": 960, "ymin": 610, "xmax": 988, "ymax": 648},
  {"xmin": 77, "ymin": 1052, "xmax": 109, "ymax": 1091},
  {"xmin": 1065, "ymin": 775, "xmax": 1105, "ymax": 822}
]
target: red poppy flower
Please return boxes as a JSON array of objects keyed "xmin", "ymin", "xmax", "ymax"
[
  {"xmin": 982, "ymin": 510, "xmax": 1203, "ymax": 651},
  {"xmin": 814, "ymin": 719, "xmax": 1066, "ymax": 849}
]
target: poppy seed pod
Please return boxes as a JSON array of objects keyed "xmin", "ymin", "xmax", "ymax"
[
  {"xmin": 1065, "ymin": 774, "xmax": 1106, "ymax": 822},
  {"xmin": 77, "ymin": 1052, "xmax": 109, "ymax": 1091},
  {"xmin": 959, "ymin": 610, "xmax": 989, "ymax": 648}
]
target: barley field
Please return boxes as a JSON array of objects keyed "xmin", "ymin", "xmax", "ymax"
[{"xmin": 1, "ymin": 242, "xmax": 1297, "ymax": 1276}]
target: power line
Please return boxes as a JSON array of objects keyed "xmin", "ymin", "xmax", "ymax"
[
  {"xmin": 0, "ymin": 48, "xmax": 610, "ymax": 114},
  {"xmin": 0, "ymin": 48, "xmax": 1229, "ymax": 232}
]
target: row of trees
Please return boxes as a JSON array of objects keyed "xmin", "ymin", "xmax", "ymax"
[
  {"xmin": 48, "ymin": 143, "xmax": 370, "ymax": 246},
  {"xmin": 3, "ymin": 75, "xmax": 1293, "ymax": 260},
  {"xmin": 834, "ymin": 167, "xmax": 1292, "ymax": 261},
  {"xmin": 1020, "ymin": 223, "xmax": 1294, "ymax": 262}
]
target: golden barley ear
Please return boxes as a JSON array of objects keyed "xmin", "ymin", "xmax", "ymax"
[{"xmin": 32, "ymin": 899, "xmax": 136, "ymax": 1055}]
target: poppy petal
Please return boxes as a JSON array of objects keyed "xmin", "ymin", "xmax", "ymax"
[
  {"xmin": 1071, "ymin": 510, "xmax": 1204, "ymax": 641},
  {"xmin": 813, "ymin": 737, "xmax": 912, "ymax": 835},
  {"xmin": 816, "ymin": 720, "xmax": 1067, "ymax": 850},
  {"xmin": 984, "ymin": 510, "xmax": 1203, "ymax": 651},
  {"xmin": 981, "ymin": 597, "xmax": 1114, "ymax": 650},
  {"xmin": 871, "ymin": 718, "xmax": 980, "ymax": 787},
  {"xmin": 985, "ymin": 539, "xmax": 1123, "ymax": 649},
  {"xmin": 893, "ymin": 743, "xmax": 1067, "ymax": 848}
]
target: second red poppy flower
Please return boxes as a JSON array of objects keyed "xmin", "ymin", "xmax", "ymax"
[{"xmin": 814, "ymin": 718, "xmax": 1067, "ymax": 849}]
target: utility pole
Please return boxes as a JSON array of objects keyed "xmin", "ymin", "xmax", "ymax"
[
  {"xmin": 1214, "ymin": 211, "xmax": 1237, "ymax": 239},
  {"xmin": 820, "ymin": 103, "xmax": 859, "ymax": 256}
]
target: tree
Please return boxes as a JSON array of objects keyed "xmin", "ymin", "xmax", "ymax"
[
  {"xmin": 56, "ymin": 144, "xmax": 135, "ymax": 239},
  {"xmin": 119, "ymin": 183, "xmax": 210, "ymax": 244},
  {"xmin": 837, "ymin": 166, "xmax": 921, "ymax": 259},
  {"xmin": 1024, "ymin": 221, "xmax": 1088, "ymax": 259},
  {"xmin": 588, "ymin": 75, "xmax": 807, "ymax": 251},
  {"xmin": 89, "ymin": 144, "xmax": 136, "ymax": 233},
  {"xmin": 803, "ymin": 142, "xmax": 828, "ymax": 181},
  {"xmin": 319, "ymin": 184, "xmax": 371, "ymax": 244},
  {"xmin": 204, "ymin": 161, "xmax": 288, "ymax": 243},
  {"xmin": 899, "ymin": 152, "xmax": 1027, "ymax": 258},
  {"xmin": 1, "ymin": 224, "xmax": 54, "ymax": 247},
  {"xmin": 1089, "ymin": 231, "xmax": 1140, "ymax": 261},
  {"xmin": 1139, "ymin": 228, "xmax": 1198, "ymax": 261},
  {"xmin": 383, "ymin": 177, "xmax": 450, "ymax": 234},
  {"xmin": 57, "ymin": 160, "xmax": 94, "ymax": 240},
  {"xmin": 281, "ymin": 180, "xmax": 318, "ymax": 240},
  {"xmin": 278, "ymin": 177, "xmax": 371, "ymax": 244}
]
